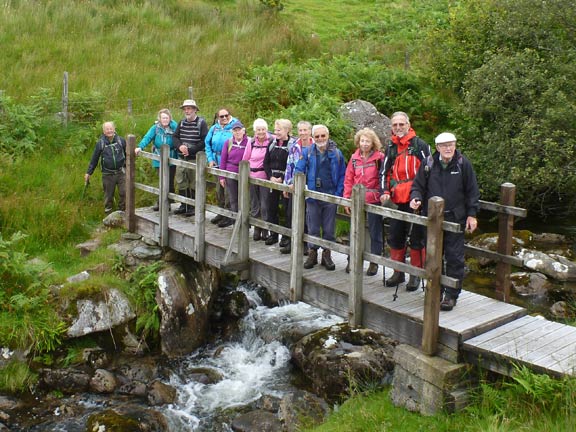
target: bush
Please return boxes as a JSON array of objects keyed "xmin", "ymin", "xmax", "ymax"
[{"xmin": 0, "ymin": 95, "xmax": 40, "ymax": 163}]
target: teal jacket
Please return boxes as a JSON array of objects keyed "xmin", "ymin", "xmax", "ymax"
[
  {"xmin": 205, "ymin": 117, "xmax": 237, "ymax": 166},
  {"xmin": 138, "ymin": 120, "xmax": 179, "ymax": 168}
]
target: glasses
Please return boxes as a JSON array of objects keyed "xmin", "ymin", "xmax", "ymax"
[
  {"xmin": 392, "ymin": 123, "xmax": 406, "ymax": 127},
  {"xmin": 314, "ymin": 134, "xmax": 327, "ymax": 139},
  {"xmin": 219, "ymin": 114, "xmax": 230, "ymax": 119}
]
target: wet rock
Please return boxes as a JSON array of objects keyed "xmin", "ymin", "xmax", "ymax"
[
  {"xmin": 86, "ymin": 408, "xmax": 143, "ymax": 431},
  {"xmin": 291, "ymin": 323, "xmax": 398, "ymax": 401},
  {"xmin": 511, "ymin": 272, "xmax": 551, "ymax": 297},
  {"xmin": 156, "ymin": 261, "xmax": 219, "ymax": 357},
  {"xmin": 118, "ymin": 380, "xmax": 148, "ymax": 397},
  {"xmin": 90, "ymin": 369, "xmax": 117, "ymax": 393},
  {"xmin": 224, "ymin": 291, "xmax": 250, "ymax": 319},
  {"xmin": 339, "ymin": 100, "xmax": 391, "ymax": 145},
  {"xmin": 122, "ymin": 232, "xmax": 142, "ymax": 241},
  {"xmin": 188, "ymin": 367, "xmax": 224, "ymax": 385},
  {"xmin": 0, "ymin": 395, "xmax": 23, "ymax": 411},
  {"xmin": 0, "ymin": 421, "xmax": 8, "ymax": 431},
  {"xmin": 231, "ymin": 410, "xmax": 283, "ymax": 432},
  {"xmin": 39, "ymin": 368, "xmax": 91, "ymax": 394},
  {"xmin": 278, "ymin": 390, "xmax": 329, "ymax": 431},
  {"xmin": 147, "ymin": 380, "xmax": 177, "ymax": 406},
  {"xmin": 82, "ymin": 348, "xmax": 110, "ymax": 369},
  {"xmin": 133, "ymin": 245, "xmax": 163, "ymax": 260},
  {"xmin": 550, "ymin": 301, "xmax": 572, "ymax": 319},
  {"xmin": 117, "ymin": 359, "xmax": 158, "ymax": 383},
  {"xmin": 517, "ymin": 248, "xmax": 576, "ymax": 281},
  {"xmin": 67, "ymin": 288, "xmax": 136, "ymax": 338}
]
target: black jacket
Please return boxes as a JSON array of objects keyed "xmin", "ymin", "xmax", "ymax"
[
  {"xmin": 173, "ymin": 116, "xmax": 208, "ymax": 160},
  {"xmin": 410, "ymin": 150, "xmax": 480, "ymax": 224},
  {"xmin": 86, "ymin": 134, "xmax": 126, "ymax": 175}
]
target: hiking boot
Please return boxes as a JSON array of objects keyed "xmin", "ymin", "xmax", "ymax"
[
  {"xmin": 345, "ymin": 256, "xmax": 350, "ymax": 273},
  {"xmin": 280, "ymin": 243, "xmax": 291, "ymax": 254},
  {"xmin": 218, "ymin": 217, "xmax": 233, "ymax": 227},
  {"xmin": 366, "ymin": 262, "xmax": 378, "ymax": 276},
  {"xmin": 303, "ymin": 248, "xmax": 318, "ymax": 269},
  {"xmin": 253, "ymin": 228, "xmax": 262, "ymax": 241},
  {"xmin": 152, "ymin": 203, "xmax": 159, "ymax": 211},
  {"xmin": 260, "ymin": 231, "xmax": 269, "ymax": 242},
  {"xmin": 406, "ymin": 275, "xmax": 421, "ymax": 291},
  {"xmin": 184, "ymin": 208, "xmax": 195, "ymax": 217},
  {"xmin": 303, "ymin": 245, "xmax": 309, "ymax": 256},
  {"xmin": 265, "ymin": 234, "xmax": 279, "ymax": 245},
  {"xmin": 211, "ymin": 214, "xmax": 223, "ymax": 225},
  {"xmin": 440, "ymin": 295, "xmax": 457, "ymax": 311},
  {"xmin": 174, "ymin": 205, "xmax": 187, "ymax": 215},
  {"xmin": 385, "ymin": 271, "xmax": 405, "ymax": 287},
  {"xmin": 321, "ymin": 249, "xmax": 335, "ymax": 271},
  {"xmin": 279, "ymin": 237, "xmax": 290, "ymax": 248}
]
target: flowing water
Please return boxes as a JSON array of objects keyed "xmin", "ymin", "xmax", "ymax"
[{"xmin": 161, "ymin": 284, "xmax": 344, "ymax": 431}]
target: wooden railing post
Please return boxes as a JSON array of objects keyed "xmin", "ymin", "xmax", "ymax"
[
  {"xmin": 159, "ymin": 145, "xmax": 170, "ymax": 247},
  {"xmin": 349, "ymin": 184, "xmax": 366, "ymax": 326},
  {"xmin": 125, "ymin": 135, "xmax": 136, "ymax": 232},
  {"xmin": 194, "ymin": 152, "xmax": 207, "ymax": 262},
  {"xmin": 495, "ymin": 183, "xmax": 516, "ymax": 302},
  {"xmin": 290, "ymin": 173, "xmax": 306, "ymax": 302},
  {"xmin": 422, "ymin": 196, "xmax": 445, "ymax": 356},
  {"xmin": 238, "ymin": 161, "xmax": 251, "ymax": 280}
]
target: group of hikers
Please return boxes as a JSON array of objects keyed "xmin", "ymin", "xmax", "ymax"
[{"xmin": 85, "ymin": 100, "xmax": 480, "ymax": 311}]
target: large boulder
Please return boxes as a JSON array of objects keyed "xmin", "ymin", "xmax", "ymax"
[
  {"xmin": 291, "ymin": 323, "xmax": 397, "ymax": 401},
  {"xmin": 339, "ymin": 99, "xmax": 391, "ymax": 145},
  {"xmin": 156, "ymin": 260, "xmax": 219, "ymax": 357},
  {"xmin": 67, "ymin": 288, "xmax": 135, "ymax": 338}
]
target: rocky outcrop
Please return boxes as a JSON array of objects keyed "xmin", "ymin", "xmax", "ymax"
[
  {"xmin": 291, "ymin": 323, "xmax": 397, "ymax": 401},
  {"xmin": 339, "ymin": 99, "xmax": 391, "ymax": 145}
]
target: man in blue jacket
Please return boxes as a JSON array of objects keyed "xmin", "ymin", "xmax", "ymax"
[
  {"xmin": 295, "ymin": 125, "xmax": 346, "ymax": 271},
  {"xmin": 410, "ymin": 132, "xmax": 480, "ymax": 311}
]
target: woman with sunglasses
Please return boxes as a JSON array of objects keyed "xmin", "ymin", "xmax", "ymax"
[{"xmin": 205, "ymin": 107, "xmax": 238, "ymax": 224}]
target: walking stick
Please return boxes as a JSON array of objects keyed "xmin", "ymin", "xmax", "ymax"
[{"xmin": 81, "ymin": 178, "xmax": 90, "ymax": 199}]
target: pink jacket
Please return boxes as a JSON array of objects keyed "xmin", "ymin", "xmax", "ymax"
[
  {"xmin": 343, "ymin": 149, "xmax": 385, "ymax": 204},
  {"xmin": 242, "ymin": 135, "xmax": 271, "ymax": 179}
]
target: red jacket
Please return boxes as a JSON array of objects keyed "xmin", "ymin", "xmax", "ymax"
[{"xmin": 343, "ymin": 149, "xmax": 385, "ymax": 204}]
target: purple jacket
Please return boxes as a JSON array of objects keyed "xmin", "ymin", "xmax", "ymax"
[{"xmin": 219, "ymin": 135, "xmax": 249, "ymax": 180}]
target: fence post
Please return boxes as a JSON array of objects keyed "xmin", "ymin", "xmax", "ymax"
[
  {"xmin": 62, "ymin": 71, "xmax": 69, "ymax": 127},
  {"xmin": 422, "ymin": 196, "xmax": 445, "ymax": 356},
  {"xmin": 159, "ymin": 145, "xmax": 170, "ymax": 247},
  {"xmin": 188, "ymin": 86, "xmax": 194, "ymax": 99},
  {"xmin": 125, "ymin": 135, "xmax": 136, "ymax": 232},
  {"xmin": 349, "ymin": 184, "xmax": 366, "ymax": 326},
  {"xmin": 290, "ymin": 173, "xmax": 306, "ymax": 302},
  {"xmin": 238, "ymin": 161, "xmax": 251, "ymax": 280},
  {"xmin": 194, "ymin": 152, "xmax": 207, "ymax": 262},
  {"xmin": 495, "ymin": 183, "xmax": 516, "ymax": 302}
]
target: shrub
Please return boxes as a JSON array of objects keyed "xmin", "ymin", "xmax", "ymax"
[{"xmin": 0, "ymin": 95, "xmax": 40, "ymax": 163}]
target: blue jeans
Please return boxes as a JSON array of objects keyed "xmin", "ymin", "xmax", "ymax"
[{"xmin": 306, "ymin": 199, "xmax": 337, "ymax": 250}]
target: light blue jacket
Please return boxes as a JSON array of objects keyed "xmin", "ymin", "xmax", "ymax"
[
  {"xmin": 205, "ymin": 117, "xmax": 237, "ymax": 166},
  {"xmin": 138, "ymin": 120, "xmax": 179, "ymax": 168},
  {"xmin": 295, "ymin": 141, "xmax": 346, "ymax": 199}
]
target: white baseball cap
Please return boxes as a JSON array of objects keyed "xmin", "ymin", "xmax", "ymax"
[{"xmin": 435, "ymin": 132, "xmax": 457, "ymax": 145}]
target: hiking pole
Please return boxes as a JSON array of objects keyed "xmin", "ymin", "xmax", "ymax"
[{"xmin": 81, "ymin": 178, "xmax": 90, "ymax": 199}]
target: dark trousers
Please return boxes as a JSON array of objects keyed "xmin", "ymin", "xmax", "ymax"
[
  {"xmin": 267, "ymin": 189, "xmax": 288, "ymax": 237},
  {"xmin": 250, "ymin": 184, "xmax": 270, "ymax": 221},
  {"xmin": 306, "ymin": 199, "xmax": 336, "ymax": 249},
  {"xmin": 286, "ymin": 195, "xmax": 308, "ymax": 238},
  {"xmin": 367, "ymin": 212, "xmax": 383, "ymax": 255},
  {"xmin": 442, "ymin": 229, "xmax": 465, "ymax": 299},
  {"xmin": 387, "ymin": 202, "xmax": 426, "ymax": 250},
  {"xmin": 227, "ymin": 179, "xmax": 239, "ymax": 213},
  {"xmin": 102, "ymin": 171, "xmax": 126, "ymax": 211}
]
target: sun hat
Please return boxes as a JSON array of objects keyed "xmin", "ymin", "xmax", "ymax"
[
  {"xmin": 435, "ymin": 132, "xmax": 457, "ymax": 145},
  {"xmin": 180, "ymin": 99, "xmax": 199, "ymax": 110}
]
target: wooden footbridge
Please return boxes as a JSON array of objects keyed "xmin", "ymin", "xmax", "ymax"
[{"xmin": 124, "ymin": 138, "xmax": 576, "ymax": 378}]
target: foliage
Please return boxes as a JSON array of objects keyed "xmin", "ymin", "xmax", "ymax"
[
  {"xmin": 428, "ymin": 0, "xmax": 576, "ymax": 215},
  {"xmin": 0, "ymin": 95, "xmax": 40, "ymax": 163},
  {"xmin": 259, "ymin": 0, "xmax": 283, "ymax": 11},
  {"xmin": 0, "ymin": 232, "xmax": 67, "ymax": 355},
  {"xmin": 0, "ymin": 360, "xmax": 37, "ymax": 394},
  {"xmin": 125, "ymin": 262, "xmax": 162, "ymax": 343}
]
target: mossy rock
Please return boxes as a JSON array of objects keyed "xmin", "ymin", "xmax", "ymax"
[{"xmin": 86, "ymin": 409, "xmax": 141, "ymax": 431}]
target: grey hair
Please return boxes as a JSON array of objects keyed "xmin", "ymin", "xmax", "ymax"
[
  {"xmin": 390, "ymin": 111, "xmax": 410, "ymax": 124},
  {"xmin": 253, "ymin": 118, "xmax": 268, "ymax": 131},
  {"xmin": 311, "ymin": 124, "xmax": 329, "ymax": 136}
]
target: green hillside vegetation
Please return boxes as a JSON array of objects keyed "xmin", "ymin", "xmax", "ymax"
[{"xmin": 1, "ymin": 0, "xmax": 576, "ymax": 429}]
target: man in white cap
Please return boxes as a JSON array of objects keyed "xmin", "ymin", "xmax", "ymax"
[
  {"xmin": 409, "ymin": 132, "xmax": 480, "ymax": 311},
  {"xmin": 173, "ymin": 99, "xmax": 208, "ymax": 216}
]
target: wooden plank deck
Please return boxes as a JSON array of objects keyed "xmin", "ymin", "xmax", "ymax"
[
  {"xmin": 135, "ymin": 207, "xmax": 534, "ymax": 367},
  {"xmin": 463, "ymin": 315, "xmax": 576, "ymax": 376}
]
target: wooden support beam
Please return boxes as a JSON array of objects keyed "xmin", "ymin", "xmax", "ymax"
[
  {"xmin": 290, "ymin": 173, "xmax": 306, "ymax": 302},
  {"xmin": 195, "ymin": 152, "xmax": 207, "ymax": 262},
  {"xmin": 125, "ymin": 135, "xmax": 136, "ymax": 233},
  {"xmin": 238, "ymin": 161, "xmax": 251, "ymax": 280},
  {"xmin": 495, "ymin": 183, "xmax": 516, "ymax": 302},
  {"xmin": 159, "ymin": 145, "xmax": 170, "ymax": 247},
  {"xmin": 422, "ymin": 196, "xmax": 445, "ymax": 356},
  {"xmin": 349, "ymin": 184, "xmax": 365, "ymax": 327}
]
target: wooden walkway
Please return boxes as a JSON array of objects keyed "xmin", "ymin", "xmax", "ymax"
[{"xmin": 131, "ymin": 206, "xmax": 574, "ymax": 375}]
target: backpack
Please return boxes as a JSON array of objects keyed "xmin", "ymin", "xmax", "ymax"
[{"xmin": 100, "ymin": 136, "xmax": 126, "ymax": 173}]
